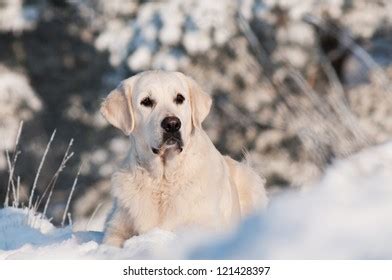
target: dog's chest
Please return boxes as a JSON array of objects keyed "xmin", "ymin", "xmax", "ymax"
[
  {"xmin": 133, "ymin": 178, "xmax": 189, "ymax": 230},
  {"xmin": 123, "ymin": 175, "xmax": 219, "ymax": 233},
  {"xmin": 150, "ymin": 180, "xmax": 173, "ymax": 214}
]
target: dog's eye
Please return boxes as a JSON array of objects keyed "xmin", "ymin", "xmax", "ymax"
[
  {"xmin": 140, "ymin": 97, "xmax": 154, "ymax": 107},
  {"xmin": 174, "ymin": 93, "xmax": 185, "ymax": 105}
]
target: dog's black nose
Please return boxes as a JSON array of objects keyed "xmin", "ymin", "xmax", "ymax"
[{"xmin": 161, "ymin": 116, "xmax": 181, "ymax": 133}]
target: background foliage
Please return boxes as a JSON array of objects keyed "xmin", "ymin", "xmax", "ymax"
[{"xmin": 1, "ymin": 0, "xmax": 392, "ymax": 226}]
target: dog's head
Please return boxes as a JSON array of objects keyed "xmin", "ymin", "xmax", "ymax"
[{"xmin": 101, "ymin": 70, "xmax": 212, "ymax": 159}]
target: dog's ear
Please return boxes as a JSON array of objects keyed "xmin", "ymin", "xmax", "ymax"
[
  {"xmin": 100, "ymin": 77, "xmax": 136, "ymax": 135},
  {"xmin": 181, "ymin": 74, "xmax": 212, "ymax": 128}
]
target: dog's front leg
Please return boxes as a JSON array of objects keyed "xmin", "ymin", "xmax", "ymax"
[{"xmin": 103, "ymin": 206, "xmax": 136, "ymax": 247}]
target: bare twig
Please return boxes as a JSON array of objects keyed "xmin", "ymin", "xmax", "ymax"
[
  {"xmin": 3, "ymin": 121, "xmax": 23, "ymax": 207},
  {"xmin": 67, "ymin": 213, "xmax": 73, "ymax": 227},
  {"xmin": 28, "ymin": 129, "xmax": 56, "ymax": 209},
  {"xmin": 316, "ymin": 45, "xmax": 372, "ymax": 147},
  {"xmin": 236, "ymin": 10, "xmax": 372, "ymax": 164},
  {"xmin": 86, "ymin": 202, "xmax": 103, "ymax": 231},
  {"xmin": 303, "ymin": 14, "xmax": 392, "ymax": 100},
  {"xmin": 38, "ymin": 139, "xmax": 74, "ymax": 216},
  {"xmin": 5, "ymin": 151, "xmax": 17, "ymax": 206},
  {"xmin": 15, "ymin": 176, "xmax": 21, "ymax": 208},
  {"xmin": 236, "ymin": 12, "xmax": 275, "ymax": 81},
  {"xmin": 61, "ymin": 163, "xmax": 82, "ymax": 227}
]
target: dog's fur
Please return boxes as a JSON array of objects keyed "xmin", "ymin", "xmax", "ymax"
[{"xmin": 100, "ymin": 70, "xmax": 268, "ymax": 247}]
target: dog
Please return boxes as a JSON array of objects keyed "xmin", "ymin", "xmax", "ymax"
[{"xmin": 100, "ymin": 70, "xmax": 268, "ymax": 247}]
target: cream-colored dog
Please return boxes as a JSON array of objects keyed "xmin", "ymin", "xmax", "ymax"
[{"xmin": 100, "ymin": 70, "xmax": 267, "ymax": 247}]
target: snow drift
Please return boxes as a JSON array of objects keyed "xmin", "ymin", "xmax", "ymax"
[{"xmin": 1, "ymin": 141, "xmax": 392, "ymax": 259}]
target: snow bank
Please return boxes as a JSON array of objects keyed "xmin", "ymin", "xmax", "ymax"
[
  {"xmin": 190, "ymin": 141, "xmax": 392, "ymax": 259},
  {"xmin": 1, "ymin": 142, "xmax": 392, "ymax": 259}
]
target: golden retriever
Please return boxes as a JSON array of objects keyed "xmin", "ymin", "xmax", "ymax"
[{"xmin": 100, "ymin": 70, "xmax": 267, "ymax": 247}]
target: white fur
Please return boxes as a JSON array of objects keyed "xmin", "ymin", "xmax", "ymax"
[{"xmin": 101, "ymin": 70, "xmax": 268, "ymax": 247}]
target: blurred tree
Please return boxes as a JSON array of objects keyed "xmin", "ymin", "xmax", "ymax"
[{"xmin": 1, "ymin": 0, "xmax": 392, "ymax": 226}]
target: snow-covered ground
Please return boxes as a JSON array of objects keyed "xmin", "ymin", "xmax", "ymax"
[{"xmin": 1, "ymin": 142, "xmax": 392, "ymax": 259}]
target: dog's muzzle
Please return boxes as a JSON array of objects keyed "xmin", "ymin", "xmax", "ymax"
[
  {"xmin": 152, "ymin": 132, "xmax": 184, "ymax": 155},
  {"xmin": 152, "ymin": 116, "xmax": 183, "ymax": 155}
]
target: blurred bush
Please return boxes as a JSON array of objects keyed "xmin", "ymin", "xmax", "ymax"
[{"xmin": 1, "ymin": 0, "xmax": 392, "ymax": 226}]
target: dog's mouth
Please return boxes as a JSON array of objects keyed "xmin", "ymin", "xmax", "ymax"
[{"xmin": 152, "ymin": 132, "xmax": 183, "ymax": 155}]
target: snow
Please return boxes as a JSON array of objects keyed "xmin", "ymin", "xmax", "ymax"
[
  {"xmin": 183, "ymin": 31, "xmax": 212, "ymax": 55},
  {"xmin": 1, "ymin": 142, "xmax": 392, "ymax": 259},
  {"xmin": 0, "ymin": 65, "xmax": 42, "ymax": 169},
  {"xmin": 0, "ymin": 0, "xmax": 39, "ymax": 32},
  {"xmin": 86, "ymin": 0, "xmax": 392, "ymax": 75},
  {"xmin": 0, "ymin": 208, "xmax": 65, "ymax": 252},
  {"xmin": 127, "ymin": 47, "xmax": 153, "ymax": 71},
  {"xmin": 94, "ymin": 20, "xmax": 134, "ymax": 67},
  {"xmin": 159, "ymin": 25, "xmax": 182, "ymax": 46},
  {"xmin": 192, "ymin": 141, "xmax": 392, "ymax": 259},
  {"xmin": 93, "ymin": 0, "xmax": 238, "ymax": 71}
]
